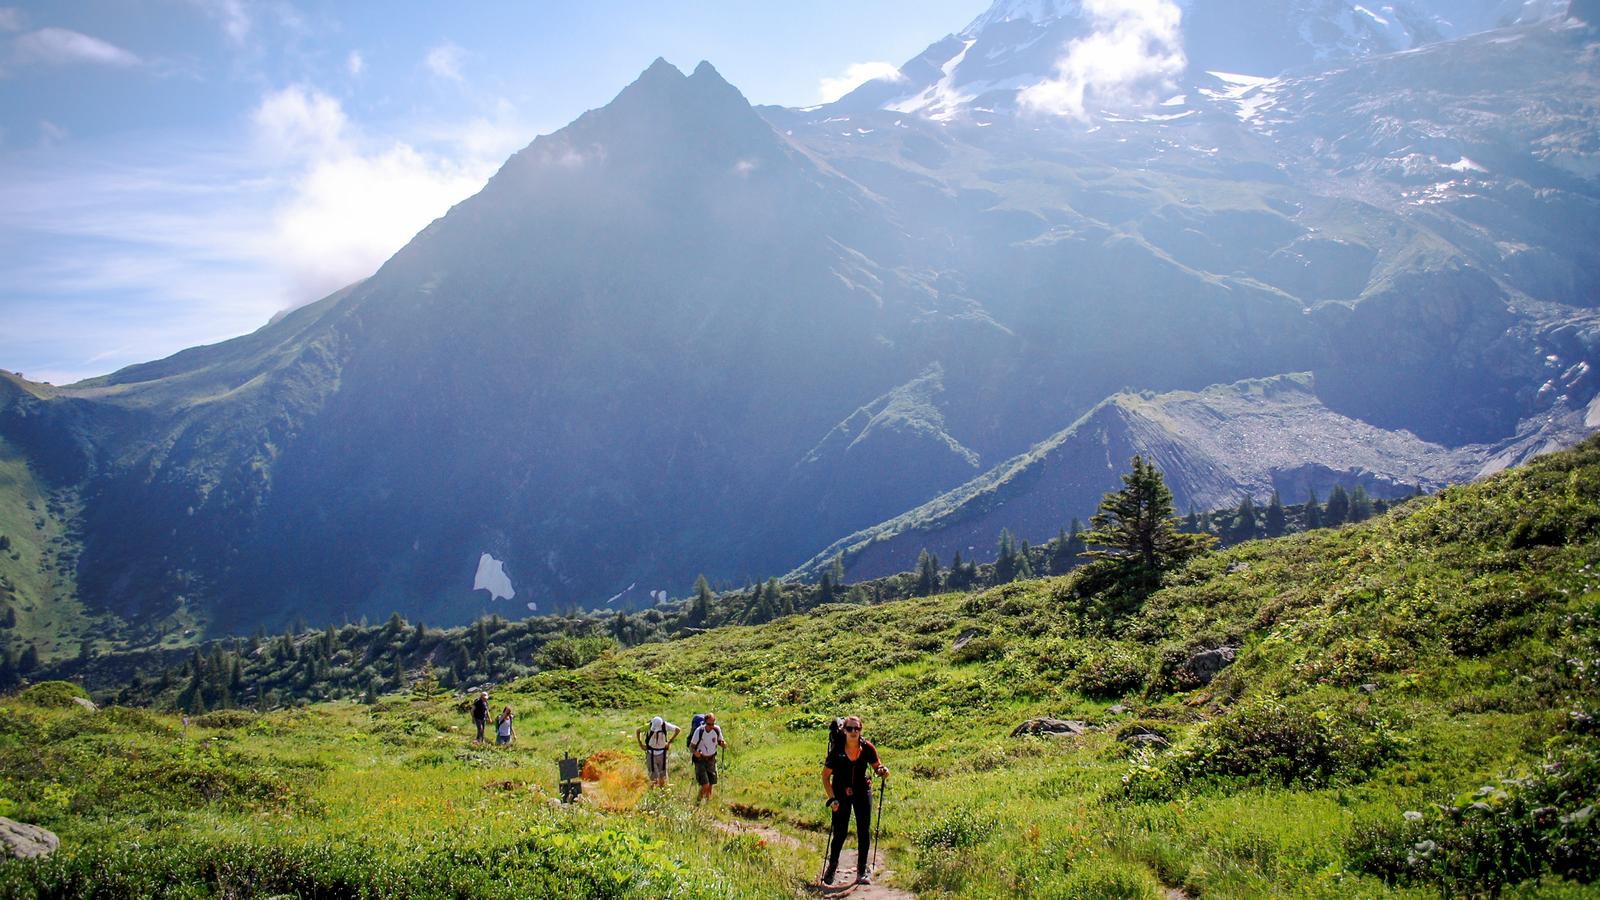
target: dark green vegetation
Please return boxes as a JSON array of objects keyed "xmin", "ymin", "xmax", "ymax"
[
  {"xmin": 3, "ymin": 15, "xmax": 1598, "ymax": 640},
  {"xmin": 3, "ymin": 436, "xmax": 1599, "ymax": 897},
  {"xmin": 14, "ymin": 476, "xmax": 1391, "ymax": 708}
]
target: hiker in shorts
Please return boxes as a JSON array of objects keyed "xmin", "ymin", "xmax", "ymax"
[
  {"xmin": 471, "ymin": 691, "xmax": 489, "ymax": 743},
  {"xmin": 494, "ymin": 705, "xmax": 515, "ymax": 745},
  {"xmin": 821, "ymin": 715, "xmax": 888, "ymax": 886},
  {"xmin": 636, "ymin": 715, "xmax": 681, "ymax": 787},
  {"xmin": 688, "ymin": 712, "xmax": 727, "ymax": 804}
]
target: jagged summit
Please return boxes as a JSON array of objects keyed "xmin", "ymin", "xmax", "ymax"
[{"xmin": 962, "ymin": 0, "xmax": 1081, "ymax": 35}]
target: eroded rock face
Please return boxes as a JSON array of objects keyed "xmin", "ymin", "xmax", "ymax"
[
  {"xmin": 0, "ymin": 818, "xmax": 58, "ymax": 860},
  {"xmin": 1011, "ymin": 718, "xmax": 1094, "ymax": 738}
]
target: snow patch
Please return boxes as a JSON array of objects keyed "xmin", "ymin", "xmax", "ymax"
[{"xmin": 473, "ymin": 553, "xmax": 514, "ymax": 603}]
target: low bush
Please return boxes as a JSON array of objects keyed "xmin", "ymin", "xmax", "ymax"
[
  {"xmin": 16, "ymin": 682, "xmax": 88, "ymax": 709},
  {"xmin": 1347, "ymin": 739, "xmax": 1600, "ymax": 894}
]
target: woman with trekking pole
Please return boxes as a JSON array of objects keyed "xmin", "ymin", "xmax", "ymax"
[{"xmin": 820, "ymin": 715, "xmax": 888, "ymax": 886}]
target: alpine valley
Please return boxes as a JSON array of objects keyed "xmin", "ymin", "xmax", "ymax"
[{"xmin": 4, "ymin": 0, "xmax": 1600, "ymax": 648}]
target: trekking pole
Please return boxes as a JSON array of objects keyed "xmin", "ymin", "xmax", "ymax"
[{"xmin": 872, "ymin": 775, "xmax": 887, "ymax": 873}]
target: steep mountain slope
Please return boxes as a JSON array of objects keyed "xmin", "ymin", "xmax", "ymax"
[
  {"xmin": 792, "ymin": 370, "xmax": 1599, "ymax": 581},
  {"xmin": 2, "ymin": 8, "xmax": 1598, "ymax": 642}
]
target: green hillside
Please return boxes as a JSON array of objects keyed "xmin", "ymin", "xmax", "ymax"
[{"xmin": 2, "ymin": 438, "xmax": 1598, "ymax": 897}]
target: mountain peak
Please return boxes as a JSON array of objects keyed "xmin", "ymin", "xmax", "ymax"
[{"xmin": 963, "ymin": 0, "xmax": 1079, "ymax": 36}]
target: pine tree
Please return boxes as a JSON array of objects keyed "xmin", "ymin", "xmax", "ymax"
[
  {"xmin": 1183, "ymin": 506, "xmax": 1200, "ymax": 533},
  {"xmin": 1232, "ymin": 495, "xmax": 1259, "ymax": 543},
  {"xmin": 391, "ymin": 654, "xmax": 406, "ymax": 690},
  {"xmin": 1016, "ymin": 541, "xmax": 1034, "ymax": 580},
  {"xmin": 1081, "ymin": 456, "xmax": 1216, "ymax": 582},
  {"xmin": 1264, "ymin": 490, "xmax": 1287, "ymax": 537},
  {"xmin": 0, "ymin": 648, "xmax": 17, "ymax": 690},
  {"xmin": 1048, "ymin": 528, "xmax": 1074, "ymax": 575},
  {"xmin": 1304, "ymin": 488, "xmax": 1323, "ymax": 529},
  {"xmin": 828, "ymin": 555, "xmax": 846, "ymax": 586},
  {"xmin": 915, "ymin": 549, "xmax": 941, "ymax": 597},
  {"xmin": 690, "ymin": 575, "xmax": 713, "ymax": 626},
  {"xmin": 19, "ymin": 644, "xmax": 39, "ymax": 673},
  {"xmin": 1349, "ymin": 485, "xmax": 1374, "ymax": 522},
  {"xmin": 1326, "ymin": 485, "xmax": 1351, "ymax": 526},
  {"xmin": 994, "ymin": 529, "xmax": 1019, "ymax": 584}
]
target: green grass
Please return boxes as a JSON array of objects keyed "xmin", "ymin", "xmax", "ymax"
[
  {"xmin": 3, "ymin": 438, "xmax": 1600, "ymax": 896},
  {"xmin": 0, "ymin": 436, "xmax": 102, "ymax": 664}
]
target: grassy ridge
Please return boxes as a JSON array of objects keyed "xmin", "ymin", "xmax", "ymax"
[{"xmin": 1, "ymin": 438, "xmax": 1598, "ymax": 896}]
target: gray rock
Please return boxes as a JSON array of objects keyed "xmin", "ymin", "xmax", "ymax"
[
  {"xmin": 0, "ymin": 818, "xmax": 58, "ymax": 860},
  {"xmin": 71, "ymin": 697, "xmax": 97, "ymax": 712},
  {"xmin": 1107, "ymin": 705, "xmax": 1131, "ymax": 716},
  {"xmin": 1011, "ymin": 718, "xmax": 1093, "ymax": 738},
  {"xmin": 951, "ymin": 629, "xmax": 979, "ymax": 652},
  {"xmin": 1121, "ymin": 733, "xmax": 1171, "ymax": 749},
  {"xmin": 1359, "ymin": 683, "xmax": 1379, "ymax": 695},
  {"xmin": 1182, "ymin": 646, "xmax": 1239, "ymax": 687}
]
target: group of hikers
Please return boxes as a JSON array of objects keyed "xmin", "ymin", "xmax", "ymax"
[
  {"xmin": 637, "ymin": 711, "xmax": 889, "ymax": 887},
  {"xmin": 466, "ymin": 693, "xmax": 889, "ymax": 886},
  {"xmin": 469, "ymin": 691, "xmax": 516, "ymax": 745}
]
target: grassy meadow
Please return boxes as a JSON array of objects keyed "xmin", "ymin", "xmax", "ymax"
[{"xmin": 3, "ymin": 439, "xmax": 1600, "ymax": 897}]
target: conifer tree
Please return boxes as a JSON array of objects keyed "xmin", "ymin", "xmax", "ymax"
[
  {"xmin": 1326, "ymin": 485, "xmax": 1351, "ymax": 526},
  {"xmin": 1016, "ymin": 540, "xmax": 1035, "ymax": 579},
  {"xmin": 915, "ymin": 549, "xmax": 941, "ymax": 596},
  {"xmin": 1349, "ymin": 485, "xmax": 1374, "ymax": 522},
  {"xmin": 689, "ymin": 575, "xmax": 713, "ymax": 626},
  {"xmin": 828, "ymin": 555, "xmax": 846, "ymax": 585},
  {"xmin": 1183, "ymin": 505, "xmax": 1200, "ymax": 532},
  {"xmin": 1264, "ymin": 489, "xmax": 1287, "ymax": 537},
  {"xmin": 994, "ymin": 529, "xmax": 1019, "ymax": 584},
  {"xmin": 1304, "ymin": 488, "xmax": 1323, "ymax": 529},
  {"xmin": 1081, "ymin": 455, "xmax": 1216, "ymax": 581},
  {"xmin": 1233, "ymin": 495, "xmax": 1259, "ymax": 542}
]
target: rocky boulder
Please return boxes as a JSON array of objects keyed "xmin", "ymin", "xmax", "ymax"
[
  {"xmin": 0, "ymin": 818, "xmax": 58, "ymax": 860},
  {"xmin": 1011, "ymin": 718, "xmax": 1094, "ymax": 738},
  {"xmin": 1180, "ymin": 646, "xmax": 1238, "ymax": 688},
  {"xmin": 1116, "ymin": 725, "xmax": 1172, "ymax": 749}
]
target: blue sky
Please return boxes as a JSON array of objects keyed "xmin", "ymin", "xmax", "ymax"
[{"xmin": 0, "ymin": 0, "xmax": 982, "ymax": 384}]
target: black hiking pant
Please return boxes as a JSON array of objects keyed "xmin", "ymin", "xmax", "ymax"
[{"xmin": 826, "ymin": 790, "xmax": 872, "ymax": 876}]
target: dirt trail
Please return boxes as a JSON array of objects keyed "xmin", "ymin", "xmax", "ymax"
[{"xmin": 721, "ymin": 808, "xmax": 913, "ymax": 899}]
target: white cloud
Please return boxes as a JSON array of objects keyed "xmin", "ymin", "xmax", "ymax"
[
  {"xmin": 1019, "ymin": 0, "xmax": 1186, "ymax": 120},
  {"xmin": 425, "ymin": 41, "xmax": 464, "ymax": 81},
  {"xmin": 12, "ymin": 27, "xmax": 142, "ymax": 67},
  {"xmin": 0, "ymin": 7, "xmax": 24, "ymax": 32},
  {"xmin": 252, "ymin": 84, "xmax": 510, "ymax": 302},
  {"xmin": 253, "ymin": 84, "xmax": 348, "ymax": 158},
  {"xmin": 346, "ymin": 49, "xmax": 364, "ymax": 76},
  {"xmin": 818, "ymin": 61, "xmax": 905, "ymax": 103}
]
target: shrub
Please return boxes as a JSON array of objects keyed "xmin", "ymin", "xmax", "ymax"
[
  {"xmin": 1070, "ymin": 646, "xmax": 1149, "ymax": 699},
  {"xmin": 1347, "ymin": 739, "xmax": 1600, "ymax": 894},
  {"xmin": 17, "ymin": 681, "xmax": 88, "ymax": 708},
  {"xmin": 535, "ymin": 635, "xmax": 618, "ymax": 671},
  {"xmin": 194, "ymin": 709, "xmax": 256, "ymax": 729},
  {"xmin": 950, "ymin": 635, "xmax": 1006, "ymax": 664}
]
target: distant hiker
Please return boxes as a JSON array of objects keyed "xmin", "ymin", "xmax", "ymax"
[
  {"xmin": 495, "ymin": 705, "xmax": 515, "ymax": 745},
  {"xmin": 821, "ymin": 715, "xmax": 888, "ymax": 886},
  {"xmin": 471, "ymin": 691, "xmax": 490, "ymax": 743},
  {"xmin": 688, "ymin": 712, "xmax": 727, "ymax": 804}
]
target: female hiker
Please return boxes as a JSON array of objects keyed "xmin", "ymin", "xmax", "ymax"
[
  {"xmin": 494, "ymin": 705, "xmax": 515, "ymax": 745},
  {"xmin": 636, "ymin": 715, "xmax": 680, "ymax": 787},
  {"xmin": 820, "ymin": 715, "xmax": 888, "ymax": 885}
]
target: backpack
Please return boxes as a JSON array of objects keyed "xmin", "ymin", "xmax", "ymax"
[
  {"xmin": 688, "ymin": 713, "xmax": 707, "ymax": 747},
  {"xmin": 646, "ymin": 719, "xmax": 669, "ymax": 751},
  {"xmin": 827, "ymin": 717, "xmax": 846, "ymax": 759}
]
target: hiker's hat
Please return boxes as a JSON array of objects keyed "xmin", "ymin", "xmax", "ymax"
[{"xmin": 651, "ymin": 715, "xmax": 664, "ymax": 729}]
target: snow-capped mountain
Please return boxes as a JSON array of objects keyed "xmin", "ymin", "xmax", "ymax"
[{"xmin": 832, "ymin": 0, "xmax": 1577, "ymax": 120}]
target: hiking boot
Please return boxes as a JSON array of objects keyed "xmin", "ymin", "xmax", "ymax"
[
  {"xmin": 857, "ymin": 871, "xmax": 871, "ymax": 885},
  {"xmin": 821, "ymin": 867, "xmax": 836, "ymax": 885}
]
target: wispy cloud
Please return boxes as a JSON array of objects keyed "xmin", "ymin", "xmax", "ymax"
[
  {"xmin": 37, "ymin": 119, "xmax": 67, "ymax": 146},
  {"xmin": 12, "ymin": 27, "xmax": 142, "ymax": 67},
  {"xmin": 346, "ymin": 49, "xmax": 363, "ymax": 77},
  {"xmin": 0, "ymin": 83, "xmax": 534, "ymax": 384},
  {"xmin": 425, "ymin": 41, "xmax": 464, "ymax": 81},
  {"xmin": 818, "ymin": 61, "xmax": 904, "ymax": 103},
  {"xmin": 0, "ymin": 7, "xmax": 24, "ymax": 32},
  {"xmin": 1019, "ymin": 0, "xmax": 1185, "ymax": 120}
]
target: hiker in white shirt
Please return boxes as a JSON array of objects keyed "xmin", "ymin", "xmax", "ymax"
[
  {"xmin": 688, "ymin": 712, "xmax": 727, "ymax": 804},
  {"xmin": 636, "ymin": 715, "xmax": 681, "ymax": 787}
]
